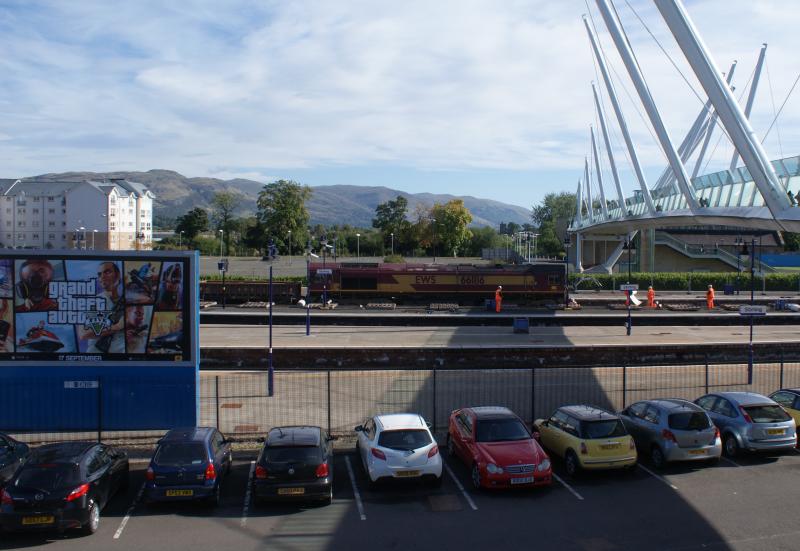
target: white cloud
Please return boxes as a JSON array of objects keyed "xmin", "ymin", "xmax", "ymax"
[{"xmin": 0, "ymin": 0, "xmax": 798, "ymax": 205}]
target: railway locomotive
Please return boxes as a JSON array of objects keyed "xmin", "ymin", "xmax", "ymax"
[{"xmin": 308, "ymin": 262, "xmax": 567, "ymax": 304}]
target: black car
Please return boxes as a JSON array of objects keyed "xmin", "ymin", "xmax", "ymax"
[
  {"xmin": 0, "ymin": 434, "xmax": 30, "ymax": 487},
  {"xmin": 253, "ymin": 426, "xmax": 334, "ymax": 505},
  {"xmin": 0, "ymin": 441, "xmax": 129, "ymax": 535},
  {"xmin": 144, "ymin": 427, "xmax": 232, "ymax": 506}
]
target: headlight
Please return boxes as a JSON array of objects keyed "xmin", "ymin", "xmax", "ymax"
[
  {"xmin": 537, "ymin": 459, "xmax": 551, "ymax": 472},
  {"xmin": 486, "ymin": 463, "xmax": 503, "ymax": 474}
]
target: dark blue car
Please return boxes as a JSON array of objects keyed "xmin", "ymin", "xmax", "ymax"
[{"xmin": 144, "ymin": 427, "xmax": 233, "ymax": 506}]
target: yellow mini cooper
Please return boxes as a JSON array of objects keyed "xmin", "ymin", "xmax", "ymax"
[
  {"xmin": 769, "ymin": 389, "xmax": 800, "ymax": 429},
  {"xmin": 533, "ymin": 405, "xmax": 637, "ymax": 476}
]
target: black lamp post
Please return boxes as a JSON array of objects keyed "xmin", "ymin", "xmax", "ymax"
[{"xmin": 623, "ymin": 239, "xmax": 636, "ymax": 336}]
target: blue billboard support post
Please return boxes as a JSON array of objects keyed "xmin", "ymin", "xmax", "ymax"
[{"xmin": 268, "ymin": 266, "xmax": 274, "ymax": 397}]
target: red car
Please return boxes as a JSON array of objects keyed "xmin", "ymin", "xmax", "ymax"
[{"xmin": 447, "ymin": 406, "xmax": 552, "ymax": 490}]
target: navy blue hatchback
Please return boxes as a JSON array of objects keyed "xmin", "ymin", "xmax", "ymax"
[{"xmin": 144, "ymin": 427, "xmax": 233, "ymax": 506}]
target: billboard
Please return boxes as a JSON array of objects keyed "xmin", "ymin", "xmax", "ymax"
[{"xmin": 0, "ymin": 251, "xmax": 196, "ymax": 366}]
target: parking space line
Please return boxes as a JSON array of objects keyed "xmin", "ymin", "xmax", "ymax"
[
  {"xmin": 720, "ymin": 457, "xmax": 742, "ymax": 468},
  {"xmin": 551, "ymin": 473, "xmax": 584, "ymax": 501},
  {"xmin": 240, "ymin": 461, "xmax": 255, "ymax": 528},
  {"xmin": 637, "ymin": 465, "xmax": 678, "ymax": 490},
  {"xmin": 344, "ymin": 456, "xmax": 366, "ymax": 521},
  {"xmin": 113, "ymin": 482, "xmax": 144, "ymax": 540},
  {"xmin": 442, "ymin": 461, "xmax": 478, "ymax": 511}
]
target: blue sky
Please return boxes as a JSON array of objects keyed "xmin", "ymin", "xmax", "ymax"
[{"xmin": 0, "ymin": 1, "xmax": 798, "ymax": 210}]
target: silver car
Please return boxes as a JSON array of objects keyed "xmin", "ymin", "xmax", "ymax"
[
  {"xmin": 694, "ymin": 392, "xmax": 797, "ymax": 457},
  {"xmin": 619, "ymin": 399, "xmax": 722, "ymax": 469}
]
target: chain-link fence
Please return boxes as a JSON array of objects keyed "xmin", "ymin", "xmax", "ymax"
[{"xmin": 9, "ymin": 350, "xmax": 800, "ymax": 445}]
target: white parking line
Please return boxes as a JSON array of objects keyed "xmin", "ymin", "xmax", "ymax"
[
  {"xmin": 442, "ymin": 461, "xmax": 478, "ymax": 511},
  {"xmin": 721, "ymin": 456, "xmax": 742, "ymax": 468},
  {"xmin": 113, "ymin": 482, "xmax": 144, "ymax": 540},
  {"xmin": 551, "ymin": 473, "xmax": 584, "ymax": 501},
  {"xmin": 637, "ymin": 465, "xmax": 678, "ymax": 490},
  {"xmin": 240, "ymin": 461, "xmax": 255, "ymax": 528},
  {"xmin": 344, "ymin": 456, "xmax": 366, "ymax": 521}
]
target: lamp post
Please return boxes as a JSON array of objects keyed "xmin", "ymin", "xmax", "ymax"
[
  {"xmin": 390, "ymin": 232, "xmax": 394, "ymax": 256},
  {"xmin": 179, "ymin": 231, "xmax": 184, "ymax": 249},
  {"xmin": 92, "ymin": 229, "xmax": 97, "ymax": 250},
  {"xmin": 748, "ymin": 238, "xmax": 756, "ymax": 377},
  {"xmin": 430, "ymin": 218, "xmax": 437, "ymax": 263},
  {"xmin": 356, "ymin": 233, "xmax": 360, "ymax": 260},
  {"xmin": 79, "ymin": 226, "xmax": 86, "ymax": 250},
  {"xmin": 219, "ymin": 229, "xmax": 226, "ymax": 309},
  {"xmin": 287, "ymin": 230, "xmax": 292, "ymax": 265},
  {"xmin": 219, "ymin": 229, "xmax": 224, "ymax": 258}
]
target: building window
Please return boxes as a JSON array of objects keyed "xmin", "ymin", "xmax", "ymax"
[
  {"xmin": 48, "ymin": 208, "xmax": 55, "ymax": 214},
  {"xmin": 32, "ymin": 208, "xmax": 39, "ymax": 214},
  {"xmin": 32, "ymin": 221, "xmax": 39, "ymax": 227},
  {"xmin": 128, "ymin": 221, "xmax": 133, "ymax": 227},
  {"xmin": 5, "ymin": 233, "xmax": 10, "ymax": 239},
  {"xmin": 17, "ymin": 209, "xmax": 24, "ymax": 215},
  {"xmin": 110, "ymin": 223, "xmax": 116, "ymax": 230},
  {"xmin": 62, "ymin": 209, "xmax": 66, "ymax": 214},
  {"xmin": 33, "ymin": 197, "xmax": 40, "ymax": 202},
  {"xmin": 5, "ymin": 197, "xmax": 11, "ymax": 202},
  {"xmin": 17, "ymin": 233, "xmax": 23, "ymax": 239},
  {"xmin": 47, "ymin": 196, "xmax": 54, "ymax": 202},
  {"xmin": 32, "ymin": 234, "xmax": 39, "ymax": 239},
  {"xmin": 48, "ymin": 233, "xmax": 55, "ymax": 239},
  {"xmin": 4, "ymin": 208, "xmax": 9, "ymax": 214},
  {"xmin": 110, "ymin": 209, "xmax": 115, "ymax": 216},
  {"xmin": 61, "ymin": 221, "xmax": 65, "ymax": 226},
  {"xmin": 5, "ymin": 221, "xmax": 9, "ymax": 227},
  {"xmin": 128, "ymin": 198, "xmax": 134, "ymax": 206},
  {"xmin": 48, "ymin": 221, "xmax": 55, "ymax": 227},
  {"xmin": 17, "ymin": 221, "xmax": 24, "ymax": 227}
]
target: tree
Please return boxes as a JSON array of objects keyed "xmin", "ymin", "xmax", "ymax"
[
  {"xmin": 256, "ymin": 179, "xmax": 313, "ymax": 254},
  {"xmin": 174, "ymin": 207, "xmax": 209, "ymax": 242},
  {"xmin": 430, "ymin": 200, "xmax": 473, "ymax": 257},
  {"xmin": 465, "ymin": 226, "xmax": 501, "ymax": 256},
  {"xmin": 531, "ymin": 192, "xmax": 576, "ymax": 257},
  {"xmin": 373, "ymin": 196, "xmax": 410, "ymax": 237},
  {"xmin": 210, "ymin": 192, "xmax": 240, "ymax": 254}
]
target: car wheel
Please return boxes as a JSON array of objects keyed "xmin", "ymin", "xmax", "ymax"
[
  {"xmin": 471, "ymin": 464, "xmax": 482, "ymax": 490},
  {"xmin": 446, "ymin": 435, "xmax": 455, "ymax": 458},
  {"xmin": 651, "ymin": 446, "xmax": 666, "ymax": 470},
  {"xmin": 428, "ymin": 475, "xmax": 443, "ymax": 488},
  {"xmin": 322, "ymin": 485, "xmax": 333, "ymax": 505},
  {"xmin": 564, "ymin": 451, "xmax": 580, "ymax": 477},
  {"xmin": 208, "ymin": 483, "xmax": 221, "ymax": 507},
  {"xmin": 723, "ymin": 434, "xmax": 740, "ymax": 457},
  {"xmin": 82, "ymin": 500, "xmax": 100, "ymax": 535}
]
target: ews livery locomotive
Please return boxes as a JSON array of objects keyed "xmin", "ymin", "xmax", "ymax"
[{"xmin": 308, "ymin": 262, "xmax": 567, "ymax": 304}]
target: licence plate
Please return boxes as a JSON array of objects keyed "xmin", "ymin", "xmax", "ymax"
[
  {"xmin": 395, "ymin": 470, "xmax": 420, "ymax": 478},
  {"xmin": 22, "ymin": 516, "xmax": 54, "ymax": 526},
  {"xmin": 277, "ymin": 487, "xmax": 305, "ymax": 495},
  {"xmin": 688, "ymin": 449, "xmax": 706, "ymax": 455},
  {"xmin": 600, "ymin": 444, "xmax": 621, "ymax": 450},
  {"xmin": 165, "ymin": 489, "xmax": 194, "ymax": 497},
  {"xmin": 510, "ymin": 476, "xmax": 535, "ymax": 485},
  {"xmin": 767, "ymin": 429, "xmax": 785, "ymax": 435}
]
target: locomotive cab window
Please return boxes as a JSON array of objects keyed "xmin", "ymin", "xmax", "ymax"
[
  {"xmin": 342, "ymin": 277, "xmax": 377, "ymax": 290},
  {"xmin": 548, "ymin": 274, "xmax": 561, "ymax": 286}
]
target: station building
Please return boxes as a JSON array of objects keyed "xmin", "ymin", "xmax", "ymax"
[{"xmin": 0, "ymin": 178, "xmax": 154, "ymax": 250}]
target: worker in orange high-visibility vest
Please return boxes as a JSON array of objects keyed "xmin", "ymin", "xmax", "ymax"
[
  {"xmin": 495, "ymin": 285, "xmax": 503, "ymax": 313},
  {"xmin": 706, "ymin": 284, "xmax": 715, "ymax": 309},
  {"xmin": 647, "ymin": 286, "xmax": 656, "ymax": 308}
]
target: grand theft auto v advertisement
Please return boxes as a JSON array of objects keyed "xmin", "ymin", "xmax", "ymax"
[{"xmin": 0, "ymin": 251, "xmax": 196, "ymax": 366}]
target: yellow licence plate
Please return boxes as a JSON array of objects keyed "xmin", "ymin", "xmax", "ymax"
[
  {"xmin": 688, "ymin": 449, "xmax": 706, "ymax": 455},
  {"xmin": 22, "ymin": 516, "xmax": 54, "ymax": 526},
  {"xmin": 165, "ymin": 489, "xmax": 194, "ymax": 497},
  {"xmin": 767, "ymin": 429, "xmax": 785, "ymax": 435},
  {"xmin": 395, "ymin": 470, "xmax": 420, "ymax": 478},
  {"xmin": 277, "ymin": 487, "xmax": 305, "ymax": 495}
]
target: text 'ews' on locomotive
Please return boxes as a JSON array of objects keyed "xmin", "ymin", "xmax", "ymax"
[{"xmin": 308, "ymin": 262, "xmax": 568, "ymax": 305}]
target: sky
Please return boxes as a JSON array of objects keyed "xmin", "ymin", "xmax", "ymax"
[{"xmin": 0, "ymin": 1, "xmax": 798, "ymax": 210}]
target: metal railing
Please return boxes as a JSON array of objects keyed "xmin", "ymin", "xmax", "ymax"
[
  {"xmin": 8, "ymin": 351, "xmax": 800, "ymax": 445},
  {"xmin": 654, "ymin": 232, "xmax": 776, "ymax": 273}
]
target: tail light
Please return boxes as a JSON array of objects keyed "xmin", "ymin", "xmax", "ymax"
[
  {"xmin": 145, "ymin": 467, "xmax": 155, "ymax": 481},
  {"xmin": 371, "ymin": 448, "xmax": 386, "ymax": 460},
  {"xmin": 579, "ymin": 442, "xmax": 588, "ymax": 455},
  {"xmin": 315, "ymin": 462, "xmax": 329, "ymax": 478},
  {"xmin": 661, "ymin": 429, "xmax": 677, "ymax": 443},
  {"xmin": 710, "ymin": 427, "xmax": 720, "ymax": 444},
  {"xmin": 739, "ymin": 407, "xmax": 753, "ymax": 423},
  {"xmin": 66, "ymin": 483, "xmax": 89, "ymax": 502},
  {"xmin": 427, "ymin": 445, "xmax": 439, "ymax": 458},
  {"xmin": 255, "ymin": 465, "xmax": 267, "ymax": 479},
  {"xmin": 1, "ymin": 489, "xmax": 12, "ymax": 505},
  {"xmin": 629, "ymin": 438, "xmax": 636, "ymax": 450},
  {"xmin": 204, "ymin": 462, "xmax": 217, "ymax": 481}
]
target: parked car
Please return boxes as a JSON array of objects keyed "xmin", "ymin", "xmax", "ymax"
[
  {"xmin": 694, "ymin": 392, "xmax": 797, "ymax": 457},
  {"xmin": 0, "ymin": 441, "xmax": 129, "ymax": 535},
  {"xmin": 533, "ymin": 405, "xmax": 636, "ymax": 476},
  {"xmin": 355, "ymin": 413, "xmax": 442, "ymax": 487},
  {"xmin": 144, "ymin": 427, "xmax": 233, "ymax": 506},
  {"xmin": 252, "ymin": 426, "xmax": 334, "ymax": 505},
  {"xmin": 0, "ymin": 434, "xmax": 30, "ymax": 487},
  {"xmin": 450, "ymin": 406, "xmax": 551, "ymax": 489},
  {"xmin": 769, "ymin": 389, "xmax": 800, "ymax": 428},
  {"xmin": 618, "ymin": 399, "xmax": 721, "ymax": 469}
]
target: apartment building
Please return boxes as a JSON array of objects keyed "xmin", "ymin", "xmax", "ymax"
[{"xmin": 0, "ymin": 178, "xmax": 155, "ymax": 250}]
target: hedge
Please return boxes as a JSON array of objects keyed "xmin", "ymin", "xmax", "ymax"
[{"xmin": 570, "ymin": 272, "xmax": 800, "ymax": 292}]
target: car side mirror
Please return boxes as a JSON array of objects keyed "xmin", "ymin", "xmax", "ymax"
[
  {"xmin": 354, "ymin": 425, "xmax": 364, "ymax": 432},
  {"xmin": 542, "ymin": 420, "xmax": 549, "ymax": 427}
]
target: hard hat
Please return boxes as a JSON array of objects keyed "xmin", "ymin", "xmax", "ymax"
[
  {"xmin": 708, "ymin": 284, "xmax": 713, "ymax": 288},
  {"xmin": 498, "ymin": 285, "xmax": 502, "ymax": 289}
]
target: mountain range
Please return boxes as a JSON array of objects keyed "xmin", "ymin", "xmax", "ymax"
[{"xmin": 29, "ymin": 169, "xmax": 531, "ymax": 228}]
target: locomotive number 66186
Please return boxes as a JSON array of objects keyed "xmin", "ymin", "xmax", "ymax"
[{"xmin": 459, "ymin": 275, "xmax": 485, "ymax": 285}]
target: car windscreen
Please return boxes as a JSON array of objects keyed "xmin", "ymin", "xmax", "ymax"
[
  {"xmin": 743, "ymin": 405, "xmax": 791, "ymax": 423},
  {"xmin": 668, "ymin": 412, "xmax": 712, "ymax": 431},
  {"xmin": 377, "ymin": 430, "xmax": 432, "ymax": 451},
  {"xmin": 581, "ymin": 420, "xmax": 627, "ymax": 439},
  {"xmin": 264, "ymin": 446, "xmax": 321, "ymax": 463},
  {"xmin": 13, "ymin": 464, "xmax": 81, "ymax": 491},
  {"xmin": 153, "ymin": 442, "xmax": 208, "ymax": 466},
  {"xmin": 476, "ymin": 418, "xmax": 531, "ymax": 443}
]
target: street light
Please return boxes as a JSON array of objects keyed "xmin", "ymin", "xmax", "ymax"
[
  {"xmin": 92, "ymin": 229, "xmax": 97, "ymax": 250},
  {"xmin": 218, "ymin": 229, "xmax": 224, "ymax": 258},
  {"xmin": 356, "ymin": 233, "xmax": 361, "ymax": 260},
  {"xmin": 390, "ymin": 232, "xmax": 394, "ymax": 256},
  {"xmin": 179, "ymin": 230, "xmax": 184, "ymax": 249},
  {"xmin": 429, "ymin": 218, "xmax": 437, "ymax": 263},
  {"xmin": 79, "ymin": 226, "xmax": 86, "ymax": 250},
  {"xmin": 287, "ymin": 230, "xmax": 292, "ymax": 265}
]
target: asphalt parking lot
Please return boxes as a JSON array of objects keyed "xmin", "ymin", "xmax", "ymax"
[{"xmin": 3, "ymin": 445, "xmax": 800, "ymax": 551}]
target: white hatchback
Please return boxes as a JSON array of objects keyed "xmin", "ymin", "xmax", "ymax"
[{"xmin": 355, "ymin": 413, "xmax": 443, "ymax": 486}]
